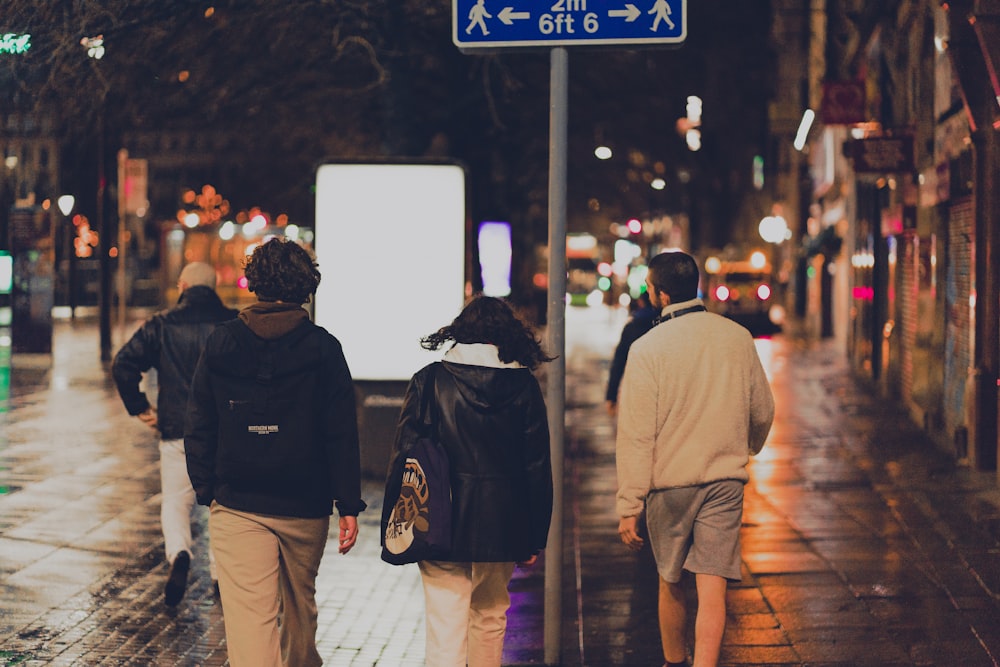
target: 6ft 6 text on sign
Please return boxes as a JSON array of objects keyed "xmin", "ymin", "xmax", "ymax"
[{"xmin": 452, "ymin": 0, "xmax": 686, "ymax": 49}]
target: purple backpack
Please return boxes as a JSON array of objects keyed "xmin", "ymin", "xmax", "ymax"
[{"xmin": 381, "ymin": 363, "xmax": 453, "ymax": 565}]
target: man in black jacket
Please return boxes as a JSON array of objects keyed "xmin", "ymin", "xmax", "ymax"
[{"xmin": 112, "ymin": 262, "xmax": 237, "ymax": 606}]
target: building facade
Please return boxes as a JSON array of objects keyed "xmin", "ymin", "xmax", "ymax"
[{"xmin": 771, "ymin": 0, "xmax": 1000, "ymax": 475}]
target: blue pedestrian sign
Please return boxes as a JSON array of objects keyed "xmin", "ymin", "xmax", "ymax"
[{"xmin": 453, "ymin": 0, "xmax": 686, "ymax": 49}]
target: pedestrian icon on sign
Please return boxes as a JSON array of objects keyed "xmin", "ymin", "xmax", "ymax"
[
  {"xmin": 648, "ymin": 0, "xmax": 676, "ymax": 31},
  {"xmin": 466, "ymin": 0, "xmax": 492, "ymax": 36}
]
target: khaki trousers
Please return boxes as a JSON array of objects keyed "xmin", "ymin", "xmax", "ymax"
[
  {"xmin": 210, "ymin": 503, "xmax": 330, "ymax": 667},
  {"xmin": 418, "ymin": 560, "xmax": 515, "ymax": 667}
]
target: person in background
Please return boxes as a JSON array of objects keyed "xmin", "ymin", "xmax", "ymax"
[
  {"xmin": 605, "ymin": 289, "xmax": 658, "ymax": 416},
  {"xmin": 390, "ymin": 295, "xmax": 554, "ymax": 667},
  {"xmin": 615, "ymin": 251, "xmax": 774, "ymax": 667},
  {"xmin": 112, "ymin": 261, "xmax": 238, "ymax": 606},
  {"xmin": 185, "ymin": 238, "xmax": 364, "ymax": 667}
]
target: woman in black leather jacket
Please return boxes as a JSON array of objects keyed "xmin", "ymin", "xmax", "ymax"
[{"xmin": 390, "ymin": 295, "xmax": 553, "ymax": 667}]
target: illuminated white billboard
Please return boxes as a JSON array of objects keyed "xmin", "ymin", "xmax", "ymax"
[
  {"xmin": 477, "ymin": 221, "xmax": 511, "ymax": 297},
  {"xmin": 314, "ymin": 161, "xmax": 466, "ymax": 381}
]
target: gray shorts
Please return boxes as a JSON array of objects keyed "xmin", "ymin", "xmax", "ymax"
[{"xmin": 645, "ymin": 479, "xmax": 744, "ymax": 583}]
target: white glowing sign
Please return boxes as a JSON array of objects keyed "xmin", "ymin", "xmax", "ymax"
[
  {"xmin": 0, "ymin": 253, "xmax": 12, "ymax": 293},
  {"xmin": 478, "ymin": 222, "xmax": 512, "ymax": 297},
  {"xmin": 314, "ymin": 162, "xmax": 466, "ymax": 381},
  {"xmin": 0, "ymin": 33, "xmax": 31, "ymax": 55}
]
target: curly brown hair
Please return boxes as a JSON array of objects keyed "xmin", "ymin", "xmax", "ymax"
[
  {"xmin": 243, "ymin": 238, "xmax": 320, "ymax": 303},
  {"xmin": 420, "ymin": 295, "xmax": 554, "ymax": 370}
]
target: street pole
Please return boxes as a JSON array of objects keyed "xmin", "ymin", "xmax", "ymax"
[
  {"xmin": 116, "ymin": 149, "xmax": 128, "ymax": 340},
  {"xmin": 69, "ymin": 233, "xmax": 77, "ymax": 319},
  {"xmin": 544, "ymin": 45, "xmax": 568, "ymax": 667},
  {"xmin": 97, "ymin": 112, "xmax": 112, "ymax": 361}
]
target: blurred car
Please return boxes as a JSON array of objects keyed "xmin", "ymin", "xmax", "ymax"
[{"xmin": 703, "ymin": 251, "xmax": 783, "ymax": 334}]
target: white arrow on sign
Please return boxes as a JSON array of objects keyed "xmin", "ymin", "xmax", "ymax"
[
  {"xmin": 607, "ymin": 4, "xmax": 641, "ymax": 22},
  {"xmin": 499, "ymin": 7, "xmax": 531, "ymax": 24}
]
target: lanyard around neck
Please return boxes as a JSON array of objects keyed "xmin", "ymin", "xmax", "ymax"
[{"xmin": 654, "ymin": 304, "xmax": 706, "ymax": 326}]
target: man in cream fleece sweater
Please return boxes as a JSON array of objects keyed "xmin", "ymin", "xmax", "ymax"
[{"xmin": 616, "ymin": 251, "xmax": 774, "ymax": 667}]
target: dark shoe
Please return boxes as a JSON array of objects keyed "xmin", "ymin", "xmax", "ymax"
[{"xmin": 164, "ymin": 551, "xmax": 190, "ymax": 606}]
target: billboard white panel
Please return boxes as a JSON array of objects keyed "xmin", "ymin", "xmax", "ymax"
[{"xmin": 314, "ymin": 162, "xmax": 466, "ymax": 381}]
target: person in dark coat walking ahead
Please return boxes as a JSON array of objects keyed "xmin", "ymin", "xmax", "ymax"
[
  {"xmin": 605, "ymin": 290, "xmax": 658, "ymax": 416},
  {"xmin": 112, "ymin": 262, "xmax": 238, "ymax": 606},
  {"xmin": 390, "ymin": 295, "xmax": 554, "ymax": 667}
]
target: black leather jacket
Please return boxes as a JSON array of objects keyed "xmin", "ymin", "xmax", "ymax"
[
  {"xmin": 389, "ymin": 357, "xmax": 553, "ymax": 562},
  {"xmin": 112, "ymin": 286, "xmax": 238, "ymax": 439}
]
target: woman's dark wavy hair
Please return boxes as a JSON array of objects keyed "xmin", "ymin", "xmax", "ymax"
[
  {"xmin": 243, "ymin": 238, "xmax": 321, "ymax": 303},
  {"xmin": 421, "ymin": 295, "xmax": 555, "ymax": 370}
]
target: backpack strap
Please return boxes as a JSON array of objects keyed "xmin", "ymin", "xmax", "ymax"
[{"xmin": 420, "ymin": 362, "xmax": 439, "ymax": 432}]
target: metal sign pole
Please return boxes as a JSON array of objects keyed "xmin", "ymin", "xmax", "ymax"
[
  {"xmin": 116, "ymin": 149, "xmax": 128, "ymax": 343},
  {"xmin": 544, "ymin": 45, "xmax": 568, "ymax": 667},
  {"xmin": 451, "ymin": 5, "xmax": 686, "ymax": 661}
]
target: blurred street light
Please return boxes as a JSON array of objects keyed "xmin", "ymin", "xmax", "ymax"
[
  {"xmin": 793, "ymin": 109, "xmax": 815, "ymax": 151},
  {"xmin": 758, "ymin": 215, "xmax": 791, "ymax": 244},
  {"xmin": 0, "ymin": 32, "xmax": 31, "ymax": 55},
  {"xmin": 177, "ymin": 184, "xmax": 230, "ymax": 228},
  {"xmin": 683, "ymin": 95, "xmax": 702, "ymax": 151},
  {"xmin": 81, "ymin": 35, "xmax": 105, "ymax": 60},
  {"xmin": 57, "ymin": 195, "xmax": 75, "ymax": 217}
]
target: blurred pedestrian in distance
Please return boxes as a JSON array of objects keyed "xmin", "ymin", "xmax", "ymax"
[
  {"xmin": 605, "ymin": 290, "xmax": 658, "ymax": 416},
  {"xmin": 615, "ymin": 250, "xmax": 774, "ymax": 667},
  {"xmin": 112, "ymin": 261, "xmax": 238, "ymax": 606},
  {"xmin": 389, "ymin": 295, "xmax": 554, "ymax": 667},
  {"xmin": 185, "ymin": 238, "xmax": 365, "ymax": 667}
]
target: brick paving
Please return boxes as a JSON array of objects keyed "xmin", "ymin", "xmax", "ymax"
[{"xmin": 1, "ymin": 310, "xmax": 999, "ymax": 666}]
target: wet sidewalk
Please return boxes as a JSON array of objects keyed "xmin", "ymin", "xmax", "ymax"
[
  {"xmin": 1, "ymin": 309, "xmax": 999, "ymax": 666},
  {"xmin": 559, "ymin": 313, "xmax": 1000, "ymax": 667}
]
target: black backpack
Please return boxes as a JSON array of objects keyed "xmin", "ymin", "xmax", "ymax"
[{"xmin": 206, "ymin": 319, "xmax": 328, "ymax": 496}]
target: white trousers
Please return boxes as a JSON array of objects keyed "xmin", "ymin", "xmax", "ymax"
[
  {"xmin": 418, "ymin": 560, "xmax": 515, "ymax": 667},
  {"xmin": 159, "ymin": 438, "xmax": 215, "ymax": 578}
]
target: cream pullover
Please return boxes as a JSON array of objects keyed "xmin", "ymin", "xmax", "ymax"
[{"xmin": 615, "ymin": 298, "xmax": 775, "ymax": 518}]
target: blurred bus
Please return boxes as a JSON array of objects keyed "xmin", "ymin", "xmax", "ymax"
[
  {"xmin": 163, "ymin": 218, "xmax": 313, "ymax": 309},
  {"xmin": 566, "ymin": 232, "xmax": 601, "ymax": 307},
  {"xmin": 703, "ymin": 250, "xmax": 782, "ymax": 334}
]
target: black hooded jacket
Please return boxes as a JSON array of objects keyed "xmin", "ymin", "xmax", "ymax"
[
  {"xmin": 389, "ymin": 348, "xmax": 553, "ymax": 562},
  {"xmin": 184, "ymin": 303, "xmax": 365, "ymax": 519},
  {"xmin": 112, "ymin": 286, "xmax": 238, "ymax": 440}
]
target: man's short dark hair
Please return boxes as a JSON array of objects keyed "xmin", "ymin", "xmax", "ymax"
[
  {"xmin": 647, "ymin": 251, "xmax": 700, "ymax": 303},
  {"xmin": 243, "ymin": 238, "xmax": 320, "ymax": 303}
]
